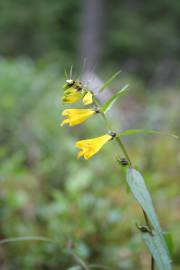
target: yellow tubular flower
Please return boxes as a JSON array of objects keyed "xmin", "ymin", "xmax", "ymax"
[
  {"xmin": 75, "ymin": 134, "xmax": 112, "ymax": 160},
  {"xmin": 61, "ymin": 109, "xmax": 95, "ymax": 127},
  {"xmin": 82, "ymin": 91, "xmax": 93, "ymax": 105},
  {"xmin": 62, "ymin": 87, "xmax": 83, "ymax": 104}
]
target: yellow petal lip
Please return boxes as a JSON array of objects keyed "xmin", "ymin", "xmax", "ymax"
[
  {"xmin": 75, "ymin": 134, "xmax": 112, "ymax": 159},
  {"xmin": 62, "ymin": 87, "xmax": 83, "ymax": 104},
  {"xmin": 61, "ymin": 109, "xmax": 95, "ymax": 127},
  {"xmin": 83, "ymin": 91, "xmax": 93, "ymax": 105}
]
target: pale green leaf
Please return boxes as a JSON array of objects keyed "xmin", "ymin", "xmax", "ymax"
[
  {"xmin": 102, "ymin": 84, "xmax": 129, "ymax": 113},
  {"xmin": 98, "ymin": 70, "xmax": 121, "ymax": 93},
  {"xmin": 142, "ymin": 231, "xmax": 172, "ymax": 270},
  {"xmin": 126, "ymin": 168, "xmax": 161, "ymax": 232},
  {"xmin": 126, "ymin": 168, "xmax": 170, "ymax": 261}
]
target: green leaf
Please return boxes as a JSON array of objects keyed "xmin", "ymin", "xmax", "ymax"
[
  {"xmin": 98, "ymin": 70, "xmax": 121, "ymax": 93},
  {"xmin": 126, "ymin": 168, "xmax": 161, "ymax": 232},
  {"xmin": 126, "ymin": 168, "xmax": 171, "ymax": 264},
  {"xmin": 117, "ymin": 129, "xmax": 178, "ymax": 139},
  {"xmin": 142, "ymin": 231, "xmax": 172, "ymax": 270},
  {"xmin": 164, "ymin": 232, "xmax": 174, "ymax": 257},
  {"xmin": 102, "ymin": 84, "xmax": 129, "ymax": 113}
]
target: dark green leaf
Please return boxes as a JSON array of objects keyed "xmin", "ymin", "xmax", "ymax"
[
  {"xmin": 102, "ymin": 84, "xmax": 129, "ymax": 113},
  {"xmin": 98, "ymin": 70, "xmax": 121, "ymax": 93}
]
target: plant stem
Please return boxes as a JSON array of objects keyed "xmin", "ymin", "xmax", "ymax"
[
  {"xmin": 93, "ymin": 94, "xmax": 154, "ymax": 269},
  {"xmin": 94, "ymin": 95, "xmax": 132, "ymax": 165},
  {"xmin": 151, "ymin": 256, "xmax": 155, "ymax": 270},
  {"xmin": 115, "ymin": 137, "xmax": 132, "ymax": 166}
]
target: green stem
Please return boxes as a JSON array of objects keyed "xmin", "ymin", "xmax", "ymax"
[
  {"xmin": 93, "ymin": 94, "xmax": 154, "ymax": 270},
  {"xmin": 94, "ymin": 95, "xmax": 132, "ymax": 165},
  {"xmin": 151, "ymin": 256, "xmax": 155, "ymax": 270},
  {"xmin": 115, "ymin": 137, "xmax": 132, "ymax": 166}
]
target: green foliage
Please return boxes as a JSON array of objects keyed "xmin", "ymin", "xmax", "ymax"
[
  {"xmin": 0, "ymin": 0, "xmax": 81, "ymax": 60},
  {"xmin": 0, "ymin": 59, "xmax": 179, "ymax": 269},
  {"xmin": 105, "ymin": 0, "xmax": 180, "ymax": 83},
  {"xmin": 0, "ymin": 1, "xmax": 180, "ymax": 84}
]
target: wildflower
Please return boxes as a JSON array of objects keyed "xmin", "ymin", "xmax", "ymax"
[
  {"xmin": 82, "ymin": 91, "xmax": 93, "ymax": 105},
  {"xmin": 61, "ymin": 109, "xmax": 96, "ymax": 127},
  {"xmin": 62, "ymin": 87, "xmax": 83, "ymax": 104},
  {"xmin": 63, "ymin": 80, "xmax": 82, "ymax": 92},
  {"xmin": 75, "ymin": 134, "xmax": 112, "ymax": 159},
  {"xmin": 62, "ymin": 78, "xmax": 93, "ymax": 105}
]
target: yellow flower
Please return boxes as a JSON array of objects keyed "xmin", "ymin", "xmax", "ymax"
[
  {"xmin": 62, "ymin": 79, "xmax": 93, "ymax": 105},
  {"xmin": 75, "ymin": 134, "xmax": 112, "ymax": 159},
  {"xmin": 62, "ymin": 87, "xmax": 83, "ymax": 104},
  {"xmin": 63, "ymin": 80, "xmax": 82, "ymax": 92},
  {"xmin": 82, "ymin": 91, "xmax": 93, "ymax": 105},
  {"xmin": 61, "ymin": 109, "xmax": 95, "ymax": 127}
]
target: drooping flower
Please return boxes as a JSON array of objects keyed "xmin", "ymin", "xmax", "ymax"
[
  {"xmin": 62, "ymin": 79, "xmax": 93, "ymax": 105},
  {"xmin": 61, "ymin": 109, "xmax": 96, "ymax": 127},
  {"xmin": 62, "ymin": 87, "xmax": 83, "ymax": 104},
  {"xmin": 75, "ymin": 134, "xmax": 112, "ymax": 159},
  {"xmin": 82, "ymin": 91, "xmax": 93, "ymax": 105},
  {"xmin": 63, "ymin": 79, "xmax": 83, "ymax": 91}
]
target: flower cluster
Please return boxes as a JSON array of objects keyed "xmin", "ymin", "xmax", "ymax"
[
  {"xmin": 61, "ymin": 79, "xmax": 113, "ymax": 159},
  {"xmin": 62, "ymin": 79, "xmax": 93, "ymax": 105}
]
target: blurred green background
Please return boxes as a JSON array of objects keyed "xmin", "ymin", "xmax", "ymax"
[{"xmin": 0, "ymin": 1, "xmax": 180, "ymax": 269}]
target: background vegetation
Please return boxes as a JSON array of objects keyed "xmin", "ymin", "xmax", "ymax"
[{"xmin": 0, "ymin": 1, "xmax": 179, "ymax": 269}]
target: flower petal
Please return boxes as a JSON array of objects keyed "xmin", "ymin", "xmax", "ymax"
[
  {"xmin": 61, "ymin": 109, "xmax": 95, "ymax": 127},
  {"xmin": 83, "ymin": 91, "xmax": 93, "ymax": 105},
  {"xmin": 75, "ymin": 134, "xmax": 112, "ymax": 159}
]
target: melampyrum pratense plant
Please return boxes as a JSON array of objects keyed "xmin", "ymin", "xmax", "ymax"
[{"xmin": 61, "ymin": 70, "xmax": 176, "ymax": 270}]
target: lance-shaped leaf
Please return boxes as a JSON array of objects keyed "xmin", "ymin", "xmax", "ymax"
[
  {"xmin": 126, "ymin": 168, "xmax": 161, "ymax": 232},
  {"xmin": 98, "ymin": 70, "xmax": 121, "ymax": 93},
  {"xmin": 101, "ymin": 84, "xmax": 129, "ymax": 113},
  {"xmin": 126, "ymin": 168, "xmax": 170, "ymax": 257},
  {"xmin": 142, "ymin": 231, "xmax": 172, "ymax": 270},
  {"xmin": 117, "ymin": 129, "xmax": 178, "ymax": 139}
]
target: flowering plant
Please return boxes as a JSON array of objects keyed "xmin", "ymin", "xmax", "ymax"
[{"xmin": 61, "ymin": 71, "xmax": 174, "ymax": 270}]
